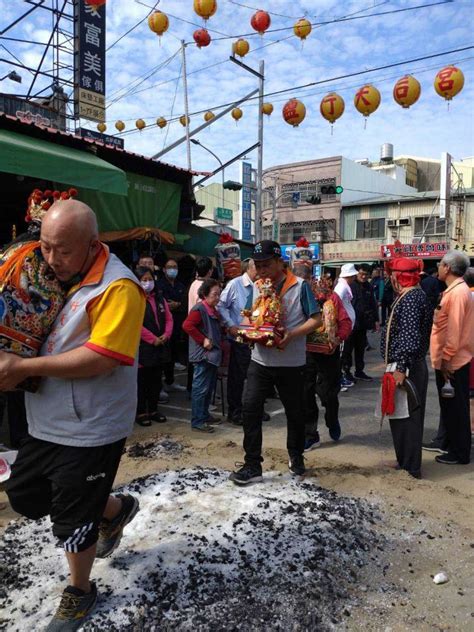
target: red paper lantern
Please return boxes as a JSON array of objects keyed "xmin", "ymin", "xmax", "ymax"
[
  {"xmin": 250, "ymin": 10, "xmax": 271, "ymax": 34},
  {"xmin": 193, "ymin": 28, "xmax": 211, "ymax": 48}
]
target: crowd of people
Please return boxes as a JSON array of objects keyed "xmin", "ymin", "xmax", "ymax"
[{"xmin": 0, "ymin": 199, "xmax": 472, "ymax": 630}]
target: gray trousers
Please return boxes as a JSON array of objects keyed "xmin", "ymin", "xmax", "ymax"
[{"xmin": 389, "ymin": 358, "xmax": 428, "ymax": 477}]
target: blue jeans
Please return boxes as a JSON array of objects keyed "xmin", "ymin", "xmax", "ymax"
[{"xmin": 191, "ymin": 361, "xmax": 218, "ymax": 428}]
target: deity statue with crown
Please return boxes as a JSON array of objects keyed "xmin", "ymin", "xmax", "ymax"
[
  {"xmin": 0, "ymin": 189, "xmax": 75, "ymax": 390},
  {"xmin": 236, "ymin": 277, "xmax": 285, "ymax": 347},
  {"xmin": 214, "ymin": 232, "xmax": 241, "ymax": 281}
]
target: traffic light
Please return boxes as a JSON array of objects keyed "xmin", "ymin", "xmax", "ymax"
[
  {"xmin": 223, "ymin": 180, "xmax": 243, "ymax": 191},
  {"xmin": 306, "ymin": 195, "xmax": 321, "ymax": 205},
  {"xmin": 320, "ymin": 185, "xmax": 344, "ymax": 195},
  {"xmin": 320, "ymin": 185, "xmax": 335, "ymax": 195}
]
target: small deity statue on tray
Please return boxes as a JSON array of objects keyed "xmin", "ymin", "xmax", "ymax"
[{"xmin": 236, "ymin": 277, "xmax": 284, "ymax": 347}]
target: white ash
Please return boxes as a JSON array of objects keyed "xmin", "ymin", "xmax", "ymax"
[{"xmin": 0, "ymin": 468, "xmax": 384, "ymax": 631}]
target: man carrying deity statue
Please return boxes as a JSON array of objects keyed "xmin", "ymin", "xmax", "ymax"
[{"xmin": 229, "ymin": 240, "xmax": 321, "ymax": 485}]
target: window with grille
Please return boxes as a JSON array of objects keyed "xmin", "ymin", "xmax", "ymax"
[
  {"xmin": 279, "ymin": 219, "xmax": 337, "ymax": 243},
  {"xmin": 356, "ymin": 218, "xmax": 385, "ymax": 239},
  {"xmin": 414, "ymin": 216, "xmax": 446, "ymax": 236},
  {"xmin": 276, "ymin": 178, "xmax": 337, "ymax": 207}
]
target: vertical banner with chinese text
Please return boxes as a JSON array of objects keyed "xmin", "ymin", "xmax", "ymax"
[{"xmin": 74, "ymin": 0, "xmax": 106, "ymax": 122}]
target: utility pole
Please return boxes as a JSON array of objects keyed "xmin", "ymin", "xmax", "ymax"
[
  {"xmin": 256, "ymin": 60, "xmax": 264, "ymax": 242},
  {"xmin": 181, "ymin": 41, "xmax": 191, "ymax": 171}
]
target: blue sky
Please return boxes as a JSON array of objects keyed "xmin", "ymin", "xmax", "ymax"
[{"xmin": 1, "ymin": 0, "xmax": 473, "ymax": 182}]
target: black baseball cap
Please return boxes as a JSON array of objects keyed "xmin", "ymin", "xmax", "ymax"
[{"xmin": 252, "ymin": 240, "xmax": 282, "ymax": 261}]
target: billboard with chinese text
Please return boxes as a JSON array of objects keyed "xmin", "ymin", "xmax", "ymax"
[{"xmin": 74, "ymin": 0, "xmax": 106, "ymax": 122}]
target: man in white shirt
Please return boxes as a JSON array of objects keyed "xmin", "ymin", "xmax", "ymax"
[
  {"xmin": 334, "ymin": 264, "xmax": 356, "ymax": 390},
  {"xmin": 218, "ymin": 260, "xmax": 257, "ymax": 424},
  {"xmin": 334, "ymin": 264, "xmax": 357, "ymax": 326}
]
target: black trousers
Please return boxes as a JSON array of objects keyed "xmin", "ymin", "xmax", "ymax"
[
  {"xmin": 304, "ymin": 348, "xmax": 341, "ymax": 440},
  {"xmin": 435, "ymin": 362, "xmax": 471, "ymax": 463},
  {"xmin": 389, "ymin": 358, "xmax": 428, "ymax": 477},
  {"xmin": 6, "ymin": 436, "xmax": 125, "ymax": 552},
  {"xmin": 137, "ymin": 365, "xmax": 162, "ymax": 416},
  {"xmin": 164, "ymin": 314, "xmax": 185, "ymax": 385},
  {"xmin": 227, "ymin": 340, "xmax": 251, "ymax": 419},
  {"xmin": 242, "ymin": 361, "xmax": 305, "ymax": 466},
  {"xmin": 342, "ymin": 329, "xmax": 367, "ymax": 374},
  {"xmin": 6, "ymin": 391, "xmax": 29, "ymax": 449}
]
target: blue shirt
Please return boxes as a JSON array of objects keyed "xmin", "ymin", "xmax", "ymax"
[{"xmin": 218, "ymin": 273, "xmax": 254, "ymax": 329}]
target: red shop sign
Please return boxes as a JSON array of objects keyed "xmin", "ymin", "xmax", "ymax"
[{"xmin": 380, "ymin": 242, "xmax": 448, "ymax": 259}]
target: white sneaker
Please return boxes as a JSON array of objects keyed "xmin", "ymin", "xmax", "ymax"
[
  {"xmin": 168, "ymin": 383, "xmax": 187, "ymax": 392},
  {"xmin": 159, "ymin": 390, "xmax": 170, "ymax": 403},
  {"xmin": 208, "ymin": 404, "xmax": 218, "ymax": 412},
  {"xmin": 174, "ymin": 362, "xmax": 186, "ymax": 371}
]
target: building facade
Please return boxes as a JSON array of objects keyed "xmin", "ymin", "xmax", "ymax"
[{"xmin": 260, "ymin": 155, "xmax": 417, "ymax": 248}]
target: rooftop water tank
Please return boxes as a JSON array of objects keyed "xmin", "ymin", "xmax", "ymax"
[{"xmin": 380, "ymin": 143, "xmax": 394, "ymax": 163}]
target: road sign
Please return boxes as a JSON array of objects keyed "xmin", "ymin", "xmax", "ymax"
[{"xmin": 215, "ymin": 207, "xmax": 233, "ymax": 223}]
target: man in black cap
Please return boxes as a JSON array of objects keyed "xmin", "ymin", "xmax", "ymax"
[{"xmin": 229, "ymin": 240, "xmax": 321, "ymax": 484}]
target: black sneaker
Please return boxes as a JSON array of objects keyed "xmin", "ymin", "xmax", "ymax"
[
  {"xmin": 227, "ymin": 414, "xmax": 243, "ymax": 426},
  {"xmin": 354, "ymin": 371, "xmax": 373, "ymax": 382},
  {"xmin": 422, "ymin": 441, "xmax": 448, "ymax": 454},
  {"xmin": 288, "ymin": 454, "xmax": 305, "ymax": 476},
  {"xmin": 435, "ymin": 453, "xmax": 468, "ymax": 465},
  {"xmin": 229, "ymin": 463, "xmax": 263, "ymax": 485},
  {"xmin": 192, "ymin": 423, "xmax": 215, "ymax": 433},
  {"xmin": 96, "ymin": 493, "xmax": 139, "ymax": 559},
  {"xmin": 328, "ymin": 421, "xmax": 341, "ymax": 442},
  {"xmin": 45, "ymin": 583, "xmax": 97, "ymax": 631},
  {"xmin": 304, "ymin": 433, "xmax": 321, "ymax": 452},
  {"xmin": 344, "ymin": 372, "xmax": 356, "ymax": 385}
]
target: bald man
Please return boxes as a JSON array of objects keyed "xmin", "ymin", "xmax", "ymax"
[{"xmin": 0, "ymin": 200, "xmax": 145, "ymax": 630}]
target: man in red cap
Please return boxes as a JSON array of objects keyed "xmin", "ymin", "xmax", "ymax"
[{"xmin": 379, "ymin": 255, "xmax": 433, "ymax": 478}]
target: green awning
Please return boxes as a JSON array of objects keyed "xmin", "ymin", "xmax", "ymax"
[
  {"xmin": 179, "ymin": 222, "xmax": 253, "ymax": 258},
  {"xmin": 0, "ymin": 129, "xmax": 128, "ymax": 195}
]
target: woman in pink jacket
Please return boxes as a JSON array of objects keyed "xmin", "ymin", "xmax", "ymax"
[{"xmin": 135, "ymin": 266, "xmax": 173, "ymax": 426}]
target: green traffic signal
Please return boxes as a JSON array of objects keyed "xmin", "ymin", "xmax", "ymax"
[{"xmin": 335, "ymin": 185, "xmax": 343, "ymax": 194}]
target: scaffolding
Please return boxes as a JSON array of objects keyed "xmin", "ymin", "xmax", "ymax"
[{"xmin": 0, "ymin": 0, "xmax": 76, "ymax": 130}]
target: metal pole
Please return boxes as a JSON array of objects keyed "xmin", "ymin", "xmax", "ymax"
[
  {"xmin": 192, "ymin": 140, "xmax": 225, "ymax": 209},
  {"xmin": 181, "ymin": 40, "xmax": 191, "ymax": 171},
  {"xmin": 152, "ymin": 88, "xmax": 258, "ymax": 160},
  {"xmin": 255, "ymin": 59, "xmax": 264, "ymax": 242}
]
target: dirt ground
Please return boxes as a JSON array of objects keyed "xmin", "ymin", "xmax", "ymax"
[{"xmin": 1, "ymin": 337, "xmax": 473, "ymax": 631}]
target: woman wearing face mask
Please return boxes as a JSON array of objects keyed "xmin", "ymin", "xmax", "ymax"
[
  {"xmin": 157, "ymin": 259, "xmax": 188, "ymax": 391},
  {"xmin": 182, "ymin": 279, "xmax": 222, "ymax": 433},
  {"xmin": 135, "ymin": 266, "xmax": 173, "ymax": 426}
]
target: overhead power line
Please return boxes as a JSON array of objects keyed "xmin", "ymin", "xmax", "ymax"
[
  {"xmin": 187, "ymin": 0, "xmax": 454, "ymax": 43},
  {"xmin": 109, "ymin": 45, "xmax": 473, "ymax": 136}
]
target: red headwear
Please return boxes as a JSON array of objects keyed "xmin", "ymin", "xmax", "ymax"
[{"xmin": 384, "ymin": 240, "xmax": 423, "ymax": 288}]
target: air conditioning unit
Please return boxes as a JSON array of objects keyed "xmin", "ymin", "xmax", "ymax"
[
  {"xmin": 387, "ymin": 219, "xmax": 397, "ymax": 228},
  {"xmin": 398, "ymin": 218, "xmax": 411, "ymax": 226},
  {"xmin": 310, "ymin": 231, "xmax": 322, "ymax": 241}
]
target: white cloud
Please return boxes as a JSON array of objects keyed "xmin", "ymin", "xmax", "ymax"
[{"xmin": 1, "ymin": 0, "xmax": 472, "ymax": 181}]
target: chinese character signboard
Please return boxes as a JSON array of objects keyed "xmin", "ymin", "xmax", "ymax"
[
  {"xmin": 239, "ymin": 161, "xmax": 252, "ymax": 241},
  {"xmin": 74, "ymin": 0, "xmax": 106, "ymax": 122},
  {"xmin": 0, "ymin": 94, "xmax": 66, "ymax": 130},
  {"xmin": 215, "ymin": 207, "xmax": 233, "ymax": 224},
  {"xmin": 80, "ymin": 127, "xmax": 124, "ymax": 149},
  {"xmin": 380, "ymin": 242, "xmax": 448, "ymax": 259}
]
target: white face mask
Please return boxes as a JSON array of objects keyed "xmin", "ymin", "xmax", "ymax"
[{"xmin": 140, "ymin": 280, "xmax": 154, "ymax": 293}]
